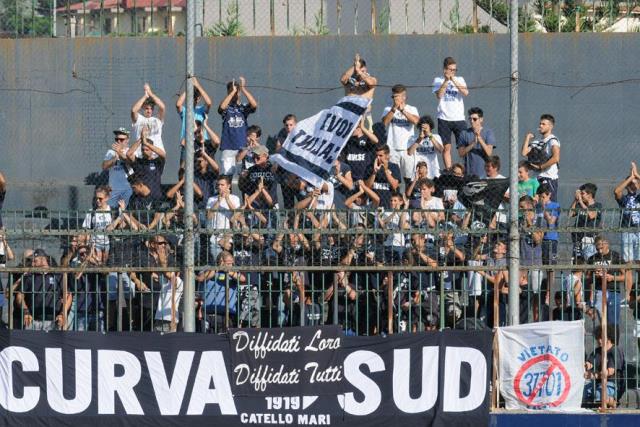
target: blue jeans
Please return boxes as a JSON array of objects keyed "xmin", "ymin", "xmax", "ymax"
[{"xmin": 594, "ymin": 290, "xmax": 623, "ymax": 325}]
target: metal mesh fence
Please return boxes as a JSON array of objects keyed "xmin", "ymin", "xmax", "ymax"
[{"xmin": 2, "ymin": 0, "xmax": 640, "ymax": 37}]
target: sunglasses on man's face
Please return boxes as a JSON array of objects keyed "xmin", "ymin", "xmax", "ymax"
[{"xmin": 115, "ymin": 137, "xmax": 127, "ymax": 142}]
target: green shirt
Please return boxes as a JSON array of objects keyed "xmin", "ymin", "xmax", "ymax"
[{"xmin": 518, "ymin": 178, "xmax": 540, "ymax": 198}]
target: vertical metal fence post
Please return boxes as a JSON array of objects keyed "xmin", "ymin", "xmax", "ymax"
[
  {"xmin": 182, "ymin": 0, "xmax": 196, "ymax": 333},
  {"xmin": 508, "ymin": 0, "xmax": 520, "ymax": 326}
]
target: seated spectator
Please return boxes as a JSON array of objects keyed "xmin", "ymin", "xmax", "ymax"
[
  {"xmin": 517, "ymin": 160, "xmax": 540, "ymax": 198},
  {"xmin": 126, "ymin": 127, "xmax": 166, "ymax": 200},
  {"xmin": 82, "ymin": 185, "xmax": 114, "ymax": 265},
  {"xmin": 552, "ymin": 290, "xmax": 574, "ymax": 321},
  {"xmin": 570, "ymin": 183, "xmax": 602, "ymax": 261},
  {"xmin": 407, "ymin": 115, "xmax": 443, "ymax": 180},
  {"xmin": 176, "ymin": 76, "xmax": 213, "ymax": 140},
  {"xmin": 130, "ymin": 83, "xmax": 166, "ymax": 157},
  {"xmin": 102, "ymin": 128, "xmax": 133, "ymax": 208},
  {"xmin": 584, "ymin": 324, "xmax": 624, "ymax": 408},
  {"xmin": 366, "ymin": 144, "xmax": 401, "ymax": 209},
  {"xmin": 218, "ymin": 77, "xmax": 258, "ymax": 176}
]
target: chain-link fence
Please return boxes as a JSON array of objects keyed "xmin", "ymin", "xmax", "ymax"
[{"xmin": 2, "ymin": 0, "xmax": 640, "ymax": 37}]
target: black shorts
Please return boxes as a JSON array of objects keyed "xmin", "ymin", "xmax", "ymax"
[{"xmin": 437, "ymin": 119, "xmax": 467, "ymax": 145}]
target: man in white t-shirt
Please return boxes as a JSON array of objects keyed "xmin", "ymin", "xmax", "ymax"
[
  {"xmin": 206, "ymin": 176, "xmax": 241, "ymax": 259},
  {"xmin": 381, "ymin": 84, "xmax": 420, "ymax": 182},
  {"xmin": 130, "ymin": 83, "xmax": 166, "ymax": 158},
  {"xmin": 407, "ymin": 114, "xmax": 444, "ymax": 180},
  {"xmin": 521, "ymin": 113, "xmax": 561, "ymax": 201},
  {"xmin": 432, "ymin": 57, "xmax": 469, "ymax": 170}
]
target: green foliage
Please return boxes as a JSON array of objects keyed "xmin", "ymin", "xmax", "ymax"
[
  {"xmin": 375, "ymin": 3, "xmax": 390, "ymax": 34},
  {"xmin": 0, "ymin": 0, "xmax": 52, "ymax": 37},
  {"xmin": 291, "ymin": 11, "xmax": 329, "ymax": 36},
  {"xmin": 205, "ymin": 2, "xmax": 244, "ymax": 37}
]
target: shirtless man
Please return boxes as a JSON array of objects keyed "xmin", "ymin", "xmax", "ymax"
[{"xmin": 340, "ymin": 53, "xmax": 377, "ymax": 100}]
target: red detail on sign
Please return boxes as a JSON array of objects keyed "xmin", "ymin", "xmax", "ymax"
[{"xmin": 513, "ymin": 354, "xmax": 571, "ymax": 408}]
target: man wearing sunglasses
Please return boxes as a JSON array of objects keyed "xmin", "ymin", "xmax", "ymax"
[
  {"xmin": 102, "ymin": 127, "xmax": 133, "ymax": 208},
  {"xmin": 456, "ymin": 107, "xmax": 496, "ymax": 179}
]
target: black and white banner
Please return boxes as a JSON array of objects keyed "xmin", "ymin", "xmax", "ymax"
[
  {"xmin": 271, "ymin": 96, "xmax": 371, "ymax": 188},
  {"xmin": 0, "ymin": 328, "xmax": 492, "ymax": 426}
]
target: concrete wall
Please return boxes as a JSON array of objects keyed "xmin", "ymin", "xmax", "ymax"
[{"xmin": 0, "ymin": 34, "xmax": 638, "ymax": 211}]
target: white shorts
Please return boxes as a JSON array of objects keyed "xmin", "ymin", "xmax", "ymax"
[
  {"xmin": 389, "ymin": 148, "xmax": 413, "ymax": 180},
  {"xmin": 220, "ymin": 150, "xmax": 239, "ymax": 176},
  {"xmin": 622, "ymin": 232, "xmax": 640, "ymax": 262}
]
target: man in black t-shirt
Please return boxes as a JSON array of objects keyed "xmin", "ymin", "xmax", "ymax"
[
  {"xmin": 127, "ymin": 128, "xmax": 166, "ymax": 200},
  {"xmin": 365, "ymin": 144, "xmax": 401, "ymax": 209},
  {"xmin": 343, "ymin": 120, "xmax": 378, "ymax": 182},
  {"xmin": 570, "ymin": 183, "xmax": 602, "ymax": 261},
  {"xmin": 588, "ymin": 236, "xmax": 627, "ymax": 325},
  {"xmin": 14, "ymin": 249, "xmax": 61, "ymax": 331},
  {"xmin": 241, "ymin": 145, "xmax": 278, "ymax": 211},
  {"xmin": 0, "ymin": 171, "xmax": 5, "ymax": 228}
]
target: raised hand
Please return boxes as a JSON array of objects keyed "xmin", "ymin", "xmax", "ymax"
[{"xmin": 238, "ymin": 76, "xmax": 246, "ymax": 88}]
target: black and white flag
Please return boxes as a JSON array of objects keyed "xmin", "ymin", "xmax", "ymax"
[{"xmin": 271, "ymin": 95, "xmax": 372, "ymax": 188}]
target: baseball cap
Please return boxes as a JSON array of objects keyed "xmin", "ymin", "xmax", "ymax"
[
  {"xmin": 32, "ymin": 248, "xmax": 49, "ymax": 259},
  {"xmin": 251, "ymin": 145, "xmax": 269, "ymax": 156},
  {"xmin": 113, "ymin": 127, "xmax": 130, "ymax": 136}
]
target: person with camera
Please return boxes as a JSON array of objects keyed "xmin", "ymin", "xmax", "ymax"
[
  {"xmin": 456, "ymin": 107, "xmax": 495, "ymax": 178},
  {"xmin": 521, "ymin": 114, "xmax": 561, "ymax": 201}
]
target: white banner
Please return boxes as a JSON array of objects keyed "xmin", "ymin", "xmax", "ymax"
[
  {"xmin": 271, "ymin": 95, "xmax": 371, "ymax": 188},
  {"xmin": 497, "ymin": 320, "xmax": 585, "ymax": 411}
]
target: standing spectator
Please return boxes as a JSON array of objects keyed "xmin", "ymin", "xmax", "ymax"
[
  {"xmin": 614, "ymin": 162, "xmax": 640, "ymax": 293},
  {"xmin": 127, "ymin": 128, "xmax": 166, "ymax": 200},
  {"xmin": 485, "ymin": 155, "xmax": 508, "ymax": 232},
  {"xmin": 272, "ymin": 114, "xmax": 297, "ymax": 153},
  {"xmin": 340, "ymin": 53, "xmax": 377, "ymax": 100},
  {"xmin": 176, "ymin": 77, "xmax": 213, "ymax": 140},
  {"xmin": 0, "ymin": 171, "xmax": 5, "ymax": 228},
  {"xmin": 406, "ymin": 162, "xmax": 430, "ymax": 207},
  {"xmin": 407, "ymin": 115, "xmax": 444, "ymax": 179},
  {"xmin": 519, "ymin": 195, "xmax": 544, "ymax": 322},
  {"xmin": 13, "ymin": 249, "xmax": 61, "ymax": 331},
  {"xmin": 0, "ymin": 228, "xmax": 14, "ymax": 325},
  {"xmin": 342, "ymin": 119, "xmax": 378, "ymax": 182},
  {"xmin": 327, "ymin": 159, "xmax": 354, "ymax": 209},
  {"xmin": 218, "ymin": 77, "xmax": 258, "ymax": 176},
  {"xmin": 517, "ymin": 160, "xmax": 540, "ymax": 198},
  {"xmin": 152, "ymin": 237, "xmax": 183, "ymax": 332},
  {"xmin": 536, "ymin": 184, "xmax": 560, "ymax": 306},
  {"xmin": 121, "ymin": 176, "xmax": 164, "ymax": 229},
  {"xmin": 207, "ymin": 176, "xmax": 241, "ymax": 260},
  {"xmin": 588, "ymin": 236, "xmax": 628, "ymax": 325},
  {"xmin": 521, "ymin": 114, "xmax": 561, "ymax": 201},
  {"xmin": 377, "ymin": 192, "xmax": 410, "ymax": 264},
  {"xmin": 242, "ymin": 146, "xmax": 278, "ymax": 213},
  {"xmin": 102, "ymin": 128, "xmax": 133, "ymax": 208},
  {"xmin": 433, "ymin": 57, "xmax": 469, "ymax": 170},
  {"xmin": 381, "ymin": 84, "xmax": 420, "ymax": 183},
  {"xmin": 412, "ymin": 179, "xmax": 445, "ymax": 231},
  {"xmin": 236, "ymin": 125, "xmax": 262, "ymax": 172},
  {"xmin": 456, "ymin": 107, "xmax": 496, "ymax": 178},
  {"xmin": 570, "ymin": 183, "xmax": 602, "ymax": 261},
  {"xmin": 130, "ymin": 83, "xmax": 166, "ymax": 157},
  {"xmin": 179, "ymin": 118, "xmax": 220, "ymax": 170},
  {"xmin": 82, "ymin": 185, "xmax": 114, "ymax": 264},
  {"xmin": 366, "ymin": 145, "xmax": 401, "ymax": 209}
]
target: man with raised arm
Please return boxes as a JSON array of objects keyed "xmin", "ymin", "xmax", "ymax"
[
  {"xmin": 340, "ymin": 53, "xmax": 377, "ymax": 100},
  {"xmin": 218, "ymin": 76, "xmax": 258, "ymax": 176},
  {"xmin": 176, "ymin": 76, "xmax": 213, "ymax": 140}
]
